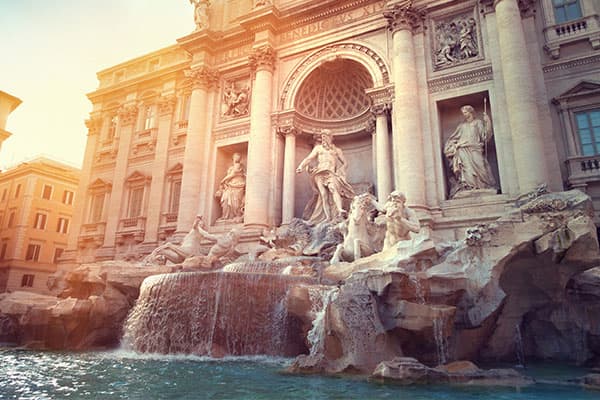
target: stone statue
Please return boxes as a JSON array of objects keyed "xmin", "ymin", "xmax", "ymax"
[
  {"xmin": 142, "ymin": 216, "xmax": 205, "ymax": 265},
  {"xmin": 216, "ymin": 152, "xmax": 246, "ymax": 222},
  {"xmin": 195, "ymin": 224, "xmax": 242, "ymax": 265},
  {"xmin": 380, "ymin": 191, "xmax": 420, "ymax": 251},
  {"xmin": 296, "ymin": 130, "xmax": 355, "ymax": 225},
  {"xmin": 331, "ymin": 193, "xmax": 379, "ymax": 263},
  {"xmin": 443, "ymin": 104, "xmax": 497, "ymax": 198},
  {"xmin": 190, "ymin": 0, "xmax": 210, "ymax": 31}
]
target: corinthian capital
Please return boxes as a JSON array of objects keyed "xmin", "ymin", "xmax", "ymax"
[
  {"xmin": 371, "ymin": 103, "xmax": 391, "ymax": 116},
  {"xmin": 184, "ymin": 66, "xmax": 219, "ymax": 90},
  {"xmin": 118, "ymin": 105, "xmax": 139, "ymax": 126},
  {"xmin": 383, "ymin": 1, "xmax": 427, "ymax": 33},
  {"xmin": 85, "ymin": 117, "xmax": 102, "ymax": 136},
  {"xmin": 479, "ymin": 0, "xmax": 537, "ymax": 18},
  {"xmin": 249, "ymin": 46, "xmax": 276, "ymax": 72},
  {"xmin": 158, "ymin": 95, "xmax": 177, "ymax": 116}
]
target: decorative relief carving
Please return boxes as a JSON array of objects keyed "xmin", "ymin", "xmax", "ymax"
[
  {"xmin": 276, "ymin": 126, "xmax": 298, "ymax": 137},
  {"xmin": 222, "ymin": 78, "xmax": 251, "ymax": 119},
  {"xmin": 214, "ymin": 129, "xmax": 250, "ymax": 141},
  {"xmin": 118, "ymin": 105, "xmax": 139, "ymax": 126},
  {"xmin": 184, "ymin": 67, "xmax": 219, "ymax": 90},
  {"xmin": 383, "ymin": 1, "xmax": 427, "ymax": 33},
  {"xmin": 479, "ymin": 0, "xmax": 536, "ymax": 18},
  {"xmin": 432, "ymin": 10, "xmax": 482, "ymax": 71},
  {"xmin": 370, "ymin": 103, "xmax": 391, "ymax": 117},
  {"xmin": 280, "ymin": 43, "xmax": 389, "ymax": 109},
  {"xmin": 427, "ymin": 66, "xmax": 493, "ymax": 93},
  {"xmin": 248, "ymin": 46, "xmax": 276, "ymax": 71},
  {"xmin": 158, "ymin": 95, "xmax": 177, "ymax": 116}
]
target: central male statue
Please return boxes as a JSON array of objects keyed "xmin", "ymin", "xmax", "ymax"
[{"xmin": 296, "ymin": 129, "xmax": 355, "ymax": 224}]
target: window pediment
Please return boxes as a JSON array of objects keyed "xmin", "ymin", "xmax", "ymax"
[
  {"xmin": 555, "ymin": 81, "xmax": 600, "ymax": 102},
  {"xmin": 125, "ymin": 171, "xmax": 151, "ymax": 186},
  {"xmin": 88, "ymin": 178, "xmax": 112, "ymax": 192}
]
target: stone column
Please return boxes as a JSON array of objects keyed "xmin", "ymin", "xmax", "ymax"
[
  {"xmin": 176, "ymin": 67, "xmax": 218, "ymax": 233},
  {"xmin": 384, "ymin": 3, "xmax": 427, "ymax": 207},
  {"xmin": 278, "ymin": 126, "xmax": 297, "ymax": 224},
  {"xmin": 371, "ymin": 103, "xmax": 393, "ymax": 202},
  {"xmin": 65, "ymin": 116, "xmax": 102, "ymax": 261},
  {"xmin": 101, "ymin": 105, "xmax": 137, "ymax": 252},
  {"xmin": 493, "ymin": 0, "xmax": 548, "ymax": 191},
  {"xmin": 244, "ymin": 45, "xmax": 276, "ymax": 228},
  {"xmin": 144, "ymin": 95, "xmax": 176, "ymax": 244}
]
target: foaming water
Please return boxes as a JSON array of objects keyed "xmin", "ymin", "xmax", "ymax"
[{"xmin": 1, "ymin": 349, "xmax": 598, "ymax": 400}]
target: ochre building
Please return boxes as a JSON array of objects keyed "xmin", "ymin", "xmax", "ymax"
[
  {"xmin": 0, "ymin": 157, "xmax": 79, "ymax": 293},
  {"xmin": 66, "ymin": 0, "xmax": 600, "ymax": 263}
]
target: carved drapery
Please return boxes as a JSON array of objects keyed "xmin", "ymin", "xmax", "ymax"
[
  {"xmin": 248, "ymin": 46, "xmax": 276, "ymax": 72},
  {"xmin": 383, "ymin": 2, "xmax": 427, "ymax": 33},
  {"xmin": 184, "ymin": 67, "xmax": 219, "ymax": 90}
]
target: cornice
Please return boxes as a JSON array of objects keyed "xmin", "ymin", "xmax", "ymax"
[
  {"xmin": 542, "ymin": 54, "xmax": 600, "ymax": 74},
  {"xmin": 238, "ymin": 5, "xmax": 283, "ymax": 33},
  {"xmin": 427, "ymin": 65, "xmax": 493, "ymax": 93}
]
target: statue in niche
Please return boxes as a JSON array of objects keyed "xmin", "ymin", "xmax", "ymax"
[
  {"xmin": 142, "ymin": 216, "xmax": 205, "ymax": 265},
  {"xmin": 380, "ymin": 191, "xmax": 421, "ymax": 251},
  {"xmin": 296, "ymin": 129, "xmax": 355, "ymax": 225},
  {"xmin": 433, "ymin": 15, "xmax": 479, "ymax": 69},
  {"xmin": 443, "ymin": 104, "xmax": 497, "ymax": 198},
  {"xmin": 190, "ymin": 0, "xmax": 210, "ymax": 31},
  {"xmin": 216, "ymin": 152, "xmax": 246, "ymax": 223},
  {"xmin": 222, "ymin": 83, "xmax": 250, "ymax": 118}
]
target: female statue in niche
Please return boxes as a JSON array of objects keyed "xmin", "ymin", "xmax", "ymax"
[
  {"xmin": 443, "ymin": 104, "xmax": 497, "ymax": 198},
  {"xmin": 216, "ymin": 152, "xmax": 246, "ymax": 222}
]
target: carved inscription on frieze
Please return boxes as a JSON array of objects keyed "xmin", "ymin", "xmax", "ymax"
[{"xmin": 278, "ymin": 1, "xmax": 386, "ymax": 44}]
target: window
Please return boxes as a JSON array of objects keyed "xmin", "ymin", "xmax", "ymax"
[
  {"xmin": 169, "ymin": 180, "xmax": 182, "ymax": 214},
  {"xmin": 575, "ymin": 109, "xmax": 600, "ymax": 156},
  {"xmin": 14, "ymin": 184, "xmax": 21, "ymax": 198},
  {"xmin": 42, "ymin": 184, "xmax": 53, "ymax": 200},
  {"xmin": 128, "ymin": 187, "xmax": 144, "ymax": 218},
  {"xmin": 552, "ymin": 0, "xmax": 582, "ymax": 23},
  {"xmin": 53, "ymin": 248, "xmax": 64, "ymax": 263},
  {"xmin": 21, "ymin": 274, "xmax": 34, "ymax": 287},
  {"xmin": 180, "ymin": 94, "xmax": 191, "ymax": 121},
  {"xmin": 56, "ymin": 217, "xmax": 69, "ymax": 234},
  {"xmin": 0, "ymin": 242, "xmax": 7, "ymax": 260},
  {"xmin": 7, "ymin": 211, "xmax": 15, "ymax": 228},
  {"xmin": 89, "ymin": 193, "xmax": 105, "ymax": 223},
  {"xmin": 1, "ymin": 188, "xmax": 6, "ymax": 202},
  {"xmin": 34, "ymin": 213, "xmax": 47, "ymax": 230},
  {"xmin": 143, "ymin": 105, "xmax": 156, "ymax": 130},
  {"xmin": 62, "ymin": 190, "xmax": 74, "ymax": 205},
  {"xmin": 25, "ymin": 244, "xmax": 41, "ymax": 261}
]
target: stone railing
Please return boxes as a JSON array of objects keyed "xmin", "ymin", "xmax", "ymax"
[
  {"xmin": 566, "ymin": 154, "xmax": 600, "ymax": 188},
  {"xmin": 544, "ymin": 14, "xmax": 600, "ymax": 58}
]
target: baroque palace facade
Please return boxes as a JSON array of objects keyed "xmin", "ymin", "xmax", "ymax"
[{"xmin": 65, "ymin": 0, "xmax": 600, "ymax": 263}]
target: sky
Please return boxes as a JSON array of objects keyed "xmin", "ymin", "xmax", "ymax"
[{"xmin": 0, "ymin": 0, "xmax": 193, "ymax": 169}]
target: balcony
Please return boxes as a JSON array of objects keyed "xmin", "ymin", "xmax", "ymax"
[
  {"xmin": 116, "ymin": 216, "xmax": 146, "ymax": 243},
  {"xmin": 78, "ymin": 222, "xmax": 106, "ymax": 247},
  {"xmin": 566, "ymin": 154, "xmax": 600, "ymax": 188},
  {"xmin": 544, "ymin": 14, "xmax": 600, "ymax": 59}
]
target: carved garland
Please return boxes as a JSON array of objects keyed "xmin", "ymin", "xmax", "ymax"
[{"xmin": 279, "ymin": 43, "xmax": 390, "ymax": 110}]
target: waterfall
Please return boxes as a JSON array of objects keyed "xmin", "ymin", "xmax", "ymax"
[
  {"xmin": 409, "ymin": 274, "xmax": 425, "ymax": 304},
  {"xmin": 122, "ymin": 267, "xmax": 313, "ymax": 357},
  {"xmin": 514, "ymin": 323, "xmax": 525, "ymax": 368},
  {"xmin": 306, "ymin": 287, "xmax": 339, "ymax": 357},
  {"xmin": 433, "ymin": 315, "xmax": 448, "ymax": 366}
]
